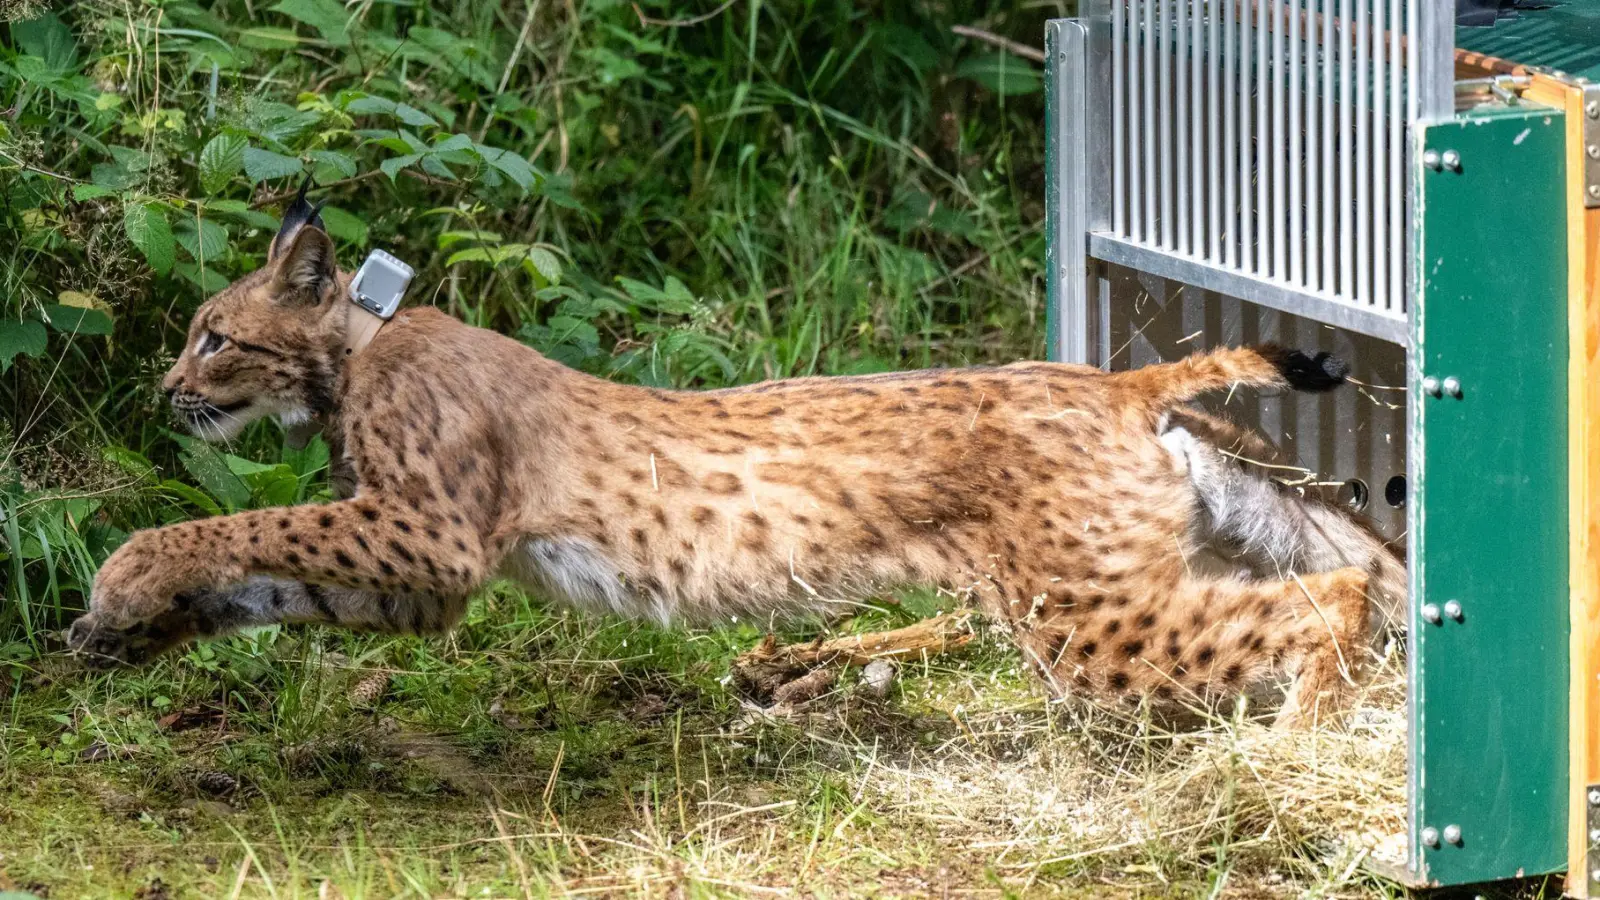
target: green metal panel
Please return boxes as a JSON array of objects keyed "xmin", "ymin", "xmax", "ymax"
[
  {"xmin": 1455, "ymin": 2, "xmax": 1600, "ymax": 82},
  {"xmin": 1411, "ymin": 105, "xmax": 1570, "ymax": 886}
]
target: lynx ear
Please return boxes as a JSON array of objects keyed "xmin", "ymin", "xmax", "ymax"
[
  {"xmin": 269, "ymin": 174, "xmax": 326, "ymax": 262},
  {"xmin": 271, "ymin": 224, "xmax": 337, "ymax": 304}
]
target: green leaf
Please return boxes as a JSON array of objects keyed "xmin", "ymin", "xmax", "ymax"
[
  {"xmin": 174, "ymin": 218, "xmax": 231, "ymax": 263},
  {"xmin": 199, "ymin": 133, "xmax": 247, "ymax": 195},
  {"xmin": 474, "ymin": 144, "xmax": 537, "ymax": 193},
  {"xmin": 238, "ymin": 27, "xmax": 301, "ymax": 49},
  {"xmin": 319, "ymin": 206, "xmax": 367, "ymax": 245},
  {"xmin": 158, "ymin": 479, "xmax": 223, "ymax": 517},
  {"xmin": 437, "ymin": 229, "xmax": 502, "ymax": 249},
  {"xmin": 379, "ymin": 152, "xmax": 423, "ymax": 182},
  {"xmin": 954, "ymin": 52, "xmax": 1041, "ymax": 96},
  {"xmin": 72, "ymin": 184, "xmax": 118, "ymax": 201},
  {"xmin": 270, "ymin": 0, "xmax": 352, "ymax": 45},
  {"xmin": 577, "ymin": 47, "xmax": 646, "ymax": 85},
  {"xmin": 12, "ymin": 13, "xmax": 76, "ymax": 72},
  {"xmin": 418, "ymin": 155, "xmax": 456, "ymax": 180},
  {"xmin": 344, "ymin": 96, "xmax": 397, "ymax": 116},
  {"xmin": 522, "ymin": 247, "xmax": 562, "ymax": 285},
  {"xmin": 38, "ymin": 305, "xmax": 114, "ymax": 336},
  {"xmin": 395, "ymin": 104, "xmax": 438, "ymax": 128},
  {"xmin": 617, "ymin": 276, "xmax": 697, "ymax": 314},
  {"xmin": 122, "ymin": 203, "xmax": 175, "ymax": 275},
  {"xmin": 222, "ymin": 454, "xmax": 278, "ymax": 477},
  {"xmin": 0, "ymin": 321, "xmax": 48, "ymax": 372},
  {"xmin": 242, "ymin": 147, "xmax": 303, "ymax": 183},
  {"xmin": 431, "ymin": 132, "xmax": 473, "ymax": 154},
  {"xmin": 174, "ymin": 262, "xmax": 232, "ymax": 294},
  {"xmin": 173, "ymin": 437, "xmax": 251, "ymax": 513},
  {"xmin": 102, "ymin": 446, "xmax": 157, "ymax": 481},
  {"xmin": 204, "ymin": 200, "xmax": 281, "ymax": 230},
  {"xmin": 246, "ymin": 465, "xmax": 300, "ymax": 507},
  {"xmin": 445, "ymin": 246, "xmax": 498, "ymax": 266},
  {"xmin": 307, "ymin": 149, "xmax": 356, "ymax": 181}
]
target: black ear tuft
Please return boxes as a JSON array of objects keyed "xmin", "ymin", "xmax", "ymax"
[
  {"xmin": 271, "ymin": 224, "xmax": 337, "ymax": 304},
  {"xmin": 269, "ymin": 173, "xmax": 326, "ymax": 261}
]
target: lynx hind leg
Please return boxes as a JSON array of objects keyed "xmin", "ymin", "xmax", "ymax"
[
  {"xmin": 1160, "ymin": 417, "xmax": 1406, "ymax": 643},
  {"xmin": 1017, "ymin": 568, "xmax": 1370, "ymax": 728},
  {"xmin": 1271, "ymin": 567, "xmax": 1372, "ymax": 729}
]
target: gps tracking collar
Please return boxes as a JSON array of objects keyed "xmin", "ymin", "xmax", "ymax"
[{"xmin": 343, "ymin": 249, "xmax": 414, "ymax": 359}]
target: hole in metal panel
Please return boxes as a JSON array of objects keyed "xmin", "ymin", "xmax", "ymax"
[
  {"xmin": 1338, "ymin": 479, "xmax": 1370, "ymax": 512},
  {"xmin": 1385, "ymin": 474, "xmax": 1407, "ymax": 509}
]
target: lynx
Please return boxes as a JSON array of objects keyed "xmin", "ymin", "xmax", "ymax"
[{"xmin": 69, "ymin": 191, "xmax": 1403, "ymax": 727}]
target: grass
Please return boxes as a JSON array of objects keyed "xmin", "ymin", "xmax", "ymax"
[
  {"xmin": 2, "ymin": 586, "xmax": 1431, "ymax": 898},
  {"xmin": 0, "ymin": 0, "xmax": 1566, "ymax": 897}
]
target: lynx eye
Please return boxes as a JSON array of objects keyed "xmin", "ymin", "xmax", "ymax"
[{"xmin": 197, "ymin": 331, "xmax": 226, "ymax": 356}]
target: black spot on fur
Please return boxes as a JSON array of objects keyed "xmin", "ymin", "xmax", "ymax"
[{"xmin": 334, "ymin": 551, "xmax": 356, "ymax": 568}]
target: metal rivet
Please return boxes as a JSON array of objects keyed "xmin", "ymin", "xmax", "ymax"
[
  {"xmin": 1587, "ymin": 100, "xmax": 1600, "ymax": 119},
  {"xmin": 1444, "ymin": 600, "xmax": 1463, "ymax": 621},
  {"xmin": 1444, "ymin": 824, "xmax": 1463, "ymax": 845},
  {"xmin": 1589, "ymin": 145, "xmax": 1600, "ymax": 160},
  {"xmin": 1590, "ymin": 185, "xmax": 1600, "ymax": 201},
  {"xmin": 1589, "ymin": 789, "xmax": 1600, "ymax": 805},
  {"xmin": 1422, "ymin": 603, "xmax": 1443, "ymax": 625},
  {"xmin": 1442, "ymin": 376, "xmax": 1462, "ymax": 398},
  {"xmin": 1589, "ymin": 827, "xmax": 1599, "ymax": 842},
  {"xmin": 1422, "ymin": 376, "xmax": 1442, "ymax": 397},
  {"xmin": 1422, "ymin": 149, "xmax": 1442, "ymax": 171},
  {"xmin": 1059, "ymin": 51, "xmax": 1067, "ymax": 62},
  {"xmin": 1441, "ymin": 149, "xmax": 1462, "ymax": 172},
  {"xmin": 1421, "ymin": 826, "xmax": 1441, "ymax": 848}
]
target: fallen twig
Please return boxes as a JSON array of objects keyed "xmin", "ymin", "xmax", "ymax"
[
  {"xmin": 732, "ymin": 612, "xmax": 975, "ymax": 702},
  {"xmin": 951, "ymin": 25, "xmax": 1047, "ymax": 64}
]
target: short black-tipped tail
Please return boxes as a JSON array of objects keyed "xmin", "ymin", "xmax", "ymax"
[
  {"xmin": 1259, "ymin": 345, "xmax": 1351, "ymax": 393},
  {"xmin": 1119, "ymin": 343, "xmax": 1353, "ymax": 413}
]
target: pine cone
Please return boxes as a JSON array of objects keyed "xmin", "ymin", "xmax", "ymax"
[
  {"xmin": 192, "ymin": 769, "xmax": 239, "ymax": 797},
  {"xmin": 349, "ymin": 670, "xmax": 391, "ymax": 708}
]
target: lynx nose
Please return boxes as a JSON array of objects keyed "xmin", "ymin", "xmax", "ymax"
[{"xmin": 162, "ymin": 370, "xmax": 185, "ymax": 395}]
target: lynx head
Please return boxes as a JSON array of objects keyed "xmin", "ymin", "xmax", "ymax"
[{"xmin": 162, "ymin": 182, "xmax": 349, "ymax": 442}]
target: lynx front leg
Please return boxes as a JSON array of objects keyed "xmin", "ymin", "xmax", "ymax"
[
  {"xmin": 70, "ymin": 577, "xmax": 473, "ymax": 667},
  {"xmin": 82, "ymin": 494, "xmax": 493, "ymax": 632}
]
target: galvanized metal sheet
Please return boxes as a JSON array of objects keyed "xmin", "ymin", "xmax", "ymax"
[{"xmin": 1410, "ymin": 104, "xmax": 1569, "ymax": 886}]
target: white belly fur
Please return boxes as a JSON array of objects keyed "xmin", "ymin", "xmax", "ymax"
[{"xmin": 505, "ymin": 537, "xmax": 675, "ymax": 623}]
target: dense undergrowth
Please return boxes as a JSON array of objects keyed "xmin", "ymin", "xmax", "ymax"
[{"xmin": 1, "ymin": 0, "xmax": 1053, "ymax": 646}]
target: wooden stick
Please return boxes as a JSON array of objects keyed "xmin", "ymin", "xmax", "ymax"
[{"xmin": 732, "ymin": 613, "xmax": 975, "ymax": 700}]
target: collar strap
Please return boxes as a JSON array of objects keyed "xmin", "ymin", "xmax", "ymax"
[{"xmin": 342, "ymin": 249, "xmax": 414, "ymax": 359}]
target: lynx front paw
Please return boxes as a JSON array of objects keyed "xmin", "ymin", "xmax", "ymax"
[
  {"xmin": 67, "ymin": 610, "xmax": 197, "ymax": 668},
  {"xmin": 88, "ymin": 534, "xmax": 193, "ymax": 630}
]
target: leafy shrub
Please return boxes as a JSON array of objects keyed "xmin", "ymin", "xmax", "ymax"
[{"xmin": 0, "ymin": 0, "xmax": 1049, "ymax": 641}]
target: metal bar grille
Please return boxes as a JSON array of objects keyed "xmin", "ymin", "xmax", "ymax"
[{"xmin": 1087, "ymin": 0, "xmax": 1449, "ymax": 344}]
